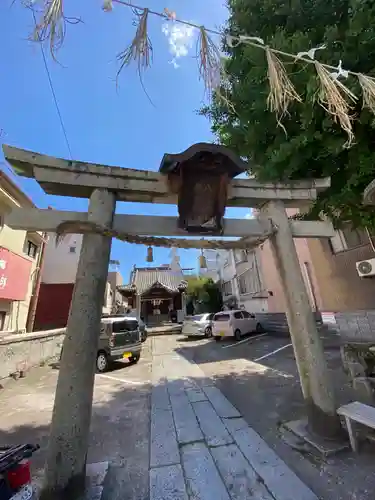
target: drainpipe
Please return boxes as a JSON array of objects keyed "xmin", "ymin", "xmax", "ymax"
[{"xmin": 26, "ymin": 230, "xmax": 48, "ymax": 332}]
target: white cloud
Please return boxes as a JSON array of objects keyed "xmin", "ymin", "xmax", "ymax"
[
  {"xmin": 245, "ymin": 211, "xmax": 254, "ymax": 219},
  {"xmin": 162, "ymin": 23, "xmax": 196, "ymax": 69}
]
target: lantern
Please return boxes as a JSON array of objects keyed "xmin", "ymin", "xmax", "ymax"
[
  {"xmin": 199, "ymin": 250, "xmax": 207, "ymax": 269},
  {"xmin": 146, "ymin": 246, "xmax": 153, "ymax": 262},
  {"xmin": 159, "ymin": 143, "xmax": 246, "ymax": 235}
]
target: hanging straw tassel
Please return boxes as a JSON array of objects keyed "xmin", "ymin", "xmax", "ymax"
[
  {"xmin": 314, "ymin": 62, "xmax": 357, "ymax": 147},
  {"xmin": 266, "ymin": 48, "xmax": 302, "ymax": 130},
  {"xmin": 33, "ymin": 0, "xmax": 67, "ymax": 60},
  {"xmin": 117, "ymin": 8, "xmax": 153, "ymax": 84},
  {"xmin": 358, "ymin": 74, "xmax": 375, "ymax": 114},
  {"xmin": 197, "ymin": 27, "xmax": 222, "ymax": 96},
  {"xmin": 146, "ymin": 246, "xmax": 153, "ymax": 263},
  {"xmin": 102, "ymin": 0, "xmax": 113, "ymax": 12}
]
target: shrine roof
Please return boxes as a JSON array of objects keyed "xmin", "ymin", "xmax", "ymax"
[
  {"xmin": 159, "ymin": 142, "xmax": 247, "ymax": 178},
  {"xmin": 118, "ymin": 267, "xmax": 187, "ymax": 295}
]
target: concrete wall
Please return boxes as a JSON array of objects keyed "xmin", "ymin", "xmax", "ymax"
[
  {"xmin": 241, "ymin": 298, "xmax": 268, "ymax": 313},
  {"xmin": 330, "ymin": 310, "xmax": 375, "ymax": 342},
  {"xmin": 256, "ymin": 312, "xmax": 324, "ymax": 337},
  {"xmin": 256, "ymin": 309, "xmax": 375, "ymax": 343},
  {"xmin": 42, "ymin": 233, "xmax": 83, "ymax": 284},
  {"xmin": 0, "ymin": 328, "xmax": 65, "ymax": 383}
]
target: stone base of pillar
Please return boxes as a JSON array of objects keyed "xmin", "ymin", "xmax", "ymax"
[{"xmin": 284, "ymin": 418, "xmax": 349, "ymax": 457}]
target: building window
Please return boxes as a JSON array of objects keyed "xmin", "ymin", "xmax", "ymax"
[
  {"xmin": 223, "ymin": 281, "xmax": 232, "ymax": 296},
  {"xmin": 329, "ymin": 225, "xmax": 369, "ymax": 253},
  {"xmin": 0, "ymin": 311, "xmax": 6, "ymax": 330},
  {"xmin": 234, "ymin": 249, "xmax": 247, "ymax": 263},
  {"xmin": 25, "ymin": 240, "xmax": 38, "ymax": 258},
  {"xmin": 69, "ymin": 246, "xmax": 76, "ymax": 253},
  {"xmin": 238, "ymin": 274, "xmax": 249, "ymax": 294}
]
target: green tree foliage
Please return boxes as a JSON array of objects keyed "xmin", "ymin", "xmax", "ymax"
[
  {"xmin": 201, "ymin": 0, "xmax": 375, "ymax": 228},
  {"xmin": 186, "ymin": 276, "xmax": 223, "ymax": 314}
]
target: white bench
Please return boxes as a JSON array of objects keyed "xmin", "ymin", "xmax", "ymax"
[{"xmin": 337, "ymin": 401, "xmax": 375, "ymax": 452}]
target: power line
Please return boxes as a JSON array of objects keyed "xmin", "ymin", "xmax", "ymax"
[{"xmin": 31, "ymin": 10, "xmax": 73, "ymax": 160}]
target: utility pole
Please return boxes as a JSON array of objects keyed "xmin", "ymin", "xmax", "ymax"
[
  {"xmin": 259, "ymin": 200, "xmax": 342, "ymax": 438},
  {"xmin": 40, "ymin": 189, "xmax": 116, "ymax": 500}
]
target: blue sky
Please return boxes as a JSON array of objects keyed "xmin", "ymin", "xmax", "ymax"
[{"xmin": 0, "ymin": 0, "xmax": 250, "ymax": 282}]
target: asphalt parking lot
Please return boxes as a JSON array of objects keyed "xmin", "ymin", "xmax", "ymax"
[{"xmin": 172, "ymin": 331, "xmax": 375, "ymax": 500}]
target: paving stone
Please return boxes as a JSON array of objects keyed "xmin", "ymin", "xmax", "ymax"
[
  {"xmin": 150, "ymin": 464, "xmax": 188, "ymax": 500},
  {"xmin": 85, "ymin": 462, "xmax": 109, "ymax": 500},
  {"xmin": 192, "ymin": 401, "xmax": 233, "ymax": 447},
  {"xmin": 211, "ymin": 444, "xmax": 274, "ymax": 500},
  {"xmin": 170, "ymin": 392, "xmax": 203, "ymax": 444},
  {"xmin": 203, "ymin": 386, "xmax": 241, "ymax": 418},
  {"xmin": 181, "ymin": 442, "xmax": 230, "ymax": 500},
  {"xmin": 185, "ymin": 386, "xmax": 207, "ymax": 403},
  {"xmin": 86, "ymin": 461, "xmax": 109, "ymax": 487},
  {"xmin": 232, "ymin": 427, "xmax": 318, "ymax": 500},
  {"xmin": 167, "ymin": 378, "xmax": 196, "ymax": 396},
  {"xmin": 85, "ymin": 485, "xmax": 103, "ymax": 500},
  {"xmin": 150, "ymin": 409, "xmax": 180, "ymax": 468},
  {"xmin": 151, "ymin": 384, "xmax": 170, "ymax": 411},
  {"xmin": 222, "ymin": 417, "xmax": 249, "ymax": 434}
]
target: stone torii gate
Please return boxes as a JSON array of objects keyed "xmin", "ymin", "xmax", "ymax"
[{"xmin": 3, "ymin": 143, "xmax": 340, "ymax": 500}]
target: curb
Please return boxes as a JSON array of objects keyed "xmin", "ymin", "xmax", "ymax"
[{"xmin": 148, "ymin": 329, "xmax": 182, "ymax": 337}]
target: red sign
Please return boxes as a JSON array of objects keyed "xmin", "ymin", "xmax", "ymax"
[{"xmin": 0, "ymin": 247, "xmax": 32, "ymax": 301}]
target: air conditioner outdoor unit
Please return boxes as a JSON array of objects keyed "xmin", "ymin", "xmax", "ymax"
[{"xmin": 356, "ymin": 258, "xmax": 375, "ymax": 277}]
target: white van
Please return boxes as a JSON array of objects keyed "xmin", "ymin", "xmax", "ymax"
[{"xmin": 212, "ymin": 310, "xmax": 263, "ymax": 341}]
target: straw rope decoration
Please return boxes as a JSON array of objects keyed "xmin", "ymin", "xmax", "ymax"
[
  {"xmin": 55, "ymin": 220, "xmax": 276, "ymax": 250},
  {"xmin": 27, "ymin": 0, "xmax": 375, "ymax": 144},
  {"xmin": 116, "ymin": 7, "xmax": 152, "ymax": 85},
  {"xmin": 358, "ymin": 74, "xmax": 375, "ymax": 115},
  {"xmin": 31, "ymin": 0, "xmax": 80, "ymax": 61},
  {"xmin": 265, "ymin": 47, "xmax": 302, "ymax": 133},
  {"xmin": 197, "ymin": 27, "xmax": 222, "ymax": 96},
  {"xmin": 314, "ymin": 62, "xmax": 357, "ymax": 147}
]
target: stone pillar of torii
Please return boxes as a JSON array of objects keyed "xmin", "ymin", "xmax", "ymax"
[{"xmin": 2, "ymin": 144, "xmax": 342, "ymax": 500}]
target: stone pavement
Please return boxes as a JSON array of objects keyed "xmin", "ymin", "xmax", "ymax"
[{"xmin": 150, "ymin": 338, "xmax": 318, "ymax": 500}]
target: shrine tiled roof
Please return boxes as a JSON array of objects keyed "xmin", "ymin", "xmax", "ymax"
[{"xmin": 118, "ymin": 267, "xmax": 187, "ymax": 295}]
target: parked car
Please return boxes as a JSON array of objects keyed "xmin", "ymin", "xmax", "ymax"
[
  {"xmin": 97, "ymin": 316, "xmax": 142, "ymax": 372},
  {"xmin": 60, "ymin": 315, "xmax": 142, "ymax": 373},
  {"xmin": 212, "ymin": 310, "xmax": 263, "ymax": 341},
  {"xmin": 124, "ymin": 314, "xmax": 147, "ymax": 342},
  {"xmin": 182, "ymin": 313, "xmax": 215, "ymax": 338}
]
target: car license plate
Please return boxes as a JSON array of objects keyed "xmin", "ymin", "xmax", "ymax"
[
  {"xmin": 123, "ymin": 352, "xmax": 131, "ymax": 358},
  {"xmin": 219, "ymin": 332, "xmax": 225, "ymax": 336}
]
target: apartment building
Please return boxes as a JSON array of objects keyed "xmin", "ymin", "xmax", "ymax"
[
  {"xmin": 0, "ymin": 171, "xmax": 44, "ymax": 332},
  {"xmin": 217, "ymin": 249, "xmax": 268, "ymax": 312},
  {"xmin": 34, "ymin": 232, "xmax": 123, "ymax": 330}
]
